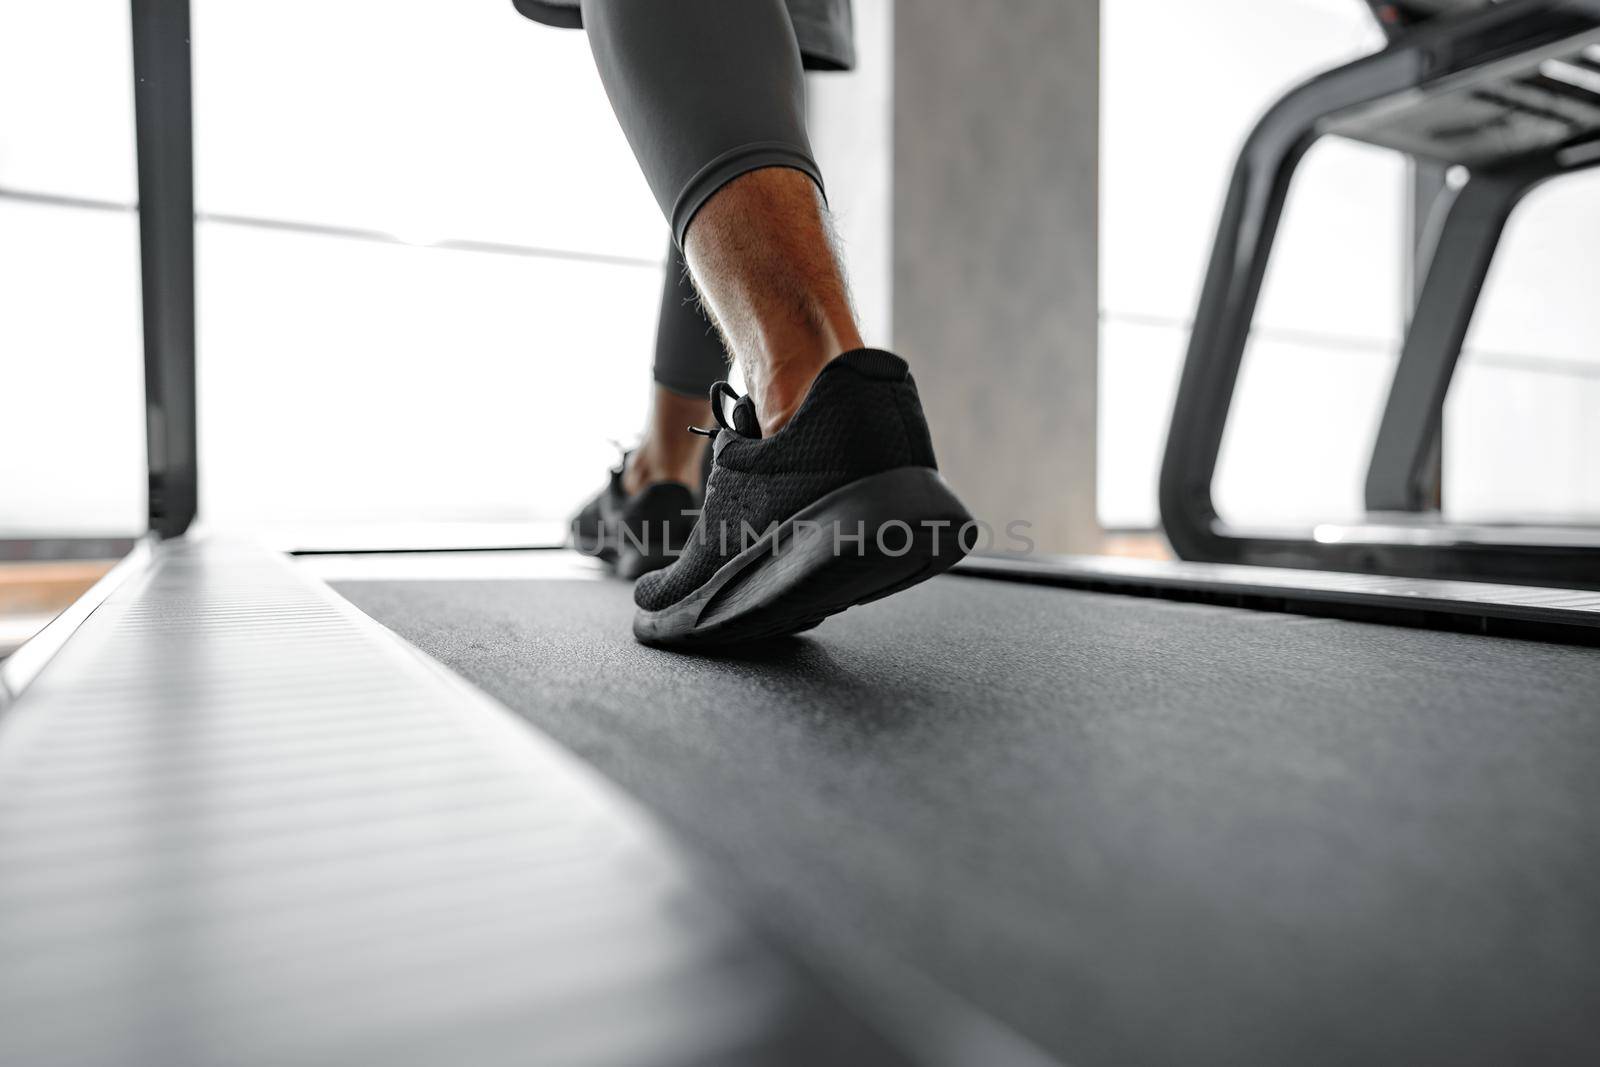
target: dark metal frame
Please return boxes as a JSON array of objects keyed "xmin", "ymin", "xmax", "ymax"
[
  {"xmin": 1398, "ymin": 158, "xmax": 1449, "ymax": 510},
  {"xmin": 1159, "ymin": 0, "xmax": 1600, "ymax": 587},
  {"xmin": 1365, "ymin": 155, "xmax": 1587, "ymax": 511},
  {"xmin": 131, "ymin": 0, "xmax": 198, "ymax": 539}
]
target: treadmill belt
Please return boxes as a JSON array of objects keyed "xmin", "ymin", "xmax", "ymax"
[{"xmin": 335, "ymin": 569, "xmax": 1600, "ymax": 1067}]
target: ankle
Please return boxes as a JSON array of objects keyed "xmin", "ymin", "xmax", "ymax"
[
  {"xmin": 682, "ymin": 168, "xmax": 866, "ymax": 436},
  {"xmin": 752, "ymin": 318, "xmax": 867, "ymax": 434},
  {"xmin": 621, "ymin": 385, "xmax": 713, "ymax": 494},
  {"xmin": 623, "ymin": 436, "xmax": 706, "ymax": 495},
  {"xmin": 753, "ymin": 357, "xmax": 829, "ymax": 436}
]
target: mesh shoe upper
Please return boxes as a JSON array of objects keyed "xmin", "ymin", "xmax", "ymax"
[{"xmin": 633, "ymin": 348, "xmax": 938, "ymax": 612}]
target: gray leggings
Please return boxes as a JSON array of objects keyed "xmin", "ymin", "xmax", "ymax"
[
  {"xmin": 579, "ymin": 0, "xmax": 827, "ymax": 397},
  {"xmin": 580, "ymin": 0, "xmax": 822, "ymax": 248},
  {"xmin": 652, "ymin": 239, "xmax": 729, "ymax": 397}
]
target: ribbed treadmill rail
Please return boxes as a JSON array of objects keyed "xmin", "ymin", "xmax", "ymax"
[{"xmin": 0, "ymin": 540, "xmax": 1008, "ymax": 1067}]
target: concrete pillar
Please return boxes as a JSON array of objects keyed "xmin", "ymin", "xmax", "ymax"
[{"xmin": 892, "ymin": 0, "xmax": 1100, "ymax": 555}]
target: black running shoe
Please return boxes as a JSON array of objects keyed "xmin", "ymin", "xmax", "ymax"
[
  {"xmin": 570, "ymin": 455, "xmax": 699, "ymax": 580},
  {"xmin": 632, "ymin": 349, "xmax": 972, "ymax": 647}
]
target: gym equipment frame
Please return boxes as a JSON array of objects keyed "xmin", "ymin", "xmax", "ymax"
[{"xmin": 1160, "ymin": 0, "xmax": 1600, "ymax": 588}]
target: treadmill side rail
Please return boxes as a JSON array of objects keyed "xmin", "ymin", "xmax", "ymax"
[{"xmin": 0, "ymin": 540, "xmax": 938, "ymax": 1067}]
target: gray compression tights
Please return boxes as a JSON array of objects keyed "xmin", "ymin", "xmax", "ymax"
[
  {"xmin": 580, "ymin": 0, "xmax": 826, "ymax": 399},
  {"xmin": 652, "ymin": 240, "xmax": 730, "ymax": 398}
]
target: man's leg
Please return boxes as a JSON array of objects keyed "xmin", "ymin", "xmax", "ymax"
[
  {"xmin": 621, "ymin": 240, "xmax": 720, "ymax": 495},
  {"xmin": 571, "ymin": 242, "xmax": 722, "ymax": 577},
  {"xmin": 683, "ymin": 167, "xmax": 863, "ymax": 437},
  {"xmin": 634, "ymin": 169, "xmax": 868, "ymax": 480},
  {"xmin": 580, "ymin": 0, "xmax": 849, "ymax": 428},
  {"xmin": 581, "ymin": 0, "xmax": 971, "ymax": 645}
]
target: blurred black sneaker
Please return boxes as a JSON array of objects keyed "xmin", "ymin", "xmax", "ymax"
[
  {"xmin": 633, "ymin": 349, "xmax": 972, "ymax": 647},
  {"xmin": 570, "ymin": 454, "xmax": 699, "ymax": 581}
]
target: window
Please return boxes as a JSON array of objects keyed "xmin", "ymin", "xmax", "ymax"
[
  {"xmin": 0, "ymin": 1, "xmax": 145, "ymax": 536},
  {"xmin": 1099, "ymin": 0, "xmax": 1388, "ymax": 529}
]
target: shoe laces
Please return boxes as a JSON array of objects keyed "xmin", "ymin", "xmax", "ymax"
[
  {"xmin": 605, "ymin": 439, "xmax": 635, "ymax": 481},
  {"xmin": 687, "ymin": 381, "xmax": 760, "ymax": 439}
]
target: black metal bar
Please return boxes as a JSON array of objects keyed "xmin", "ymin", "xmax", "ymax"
[
  {"xmin": 1365, "ymin": 165, "xmax": 1542, "ymax": 512},
  {"xmin": 131, "ymin": 0, "xmax": 197, "ymax": 539},
  {"xmin": 1158, "ymin": 46, "xmax": 1424, "ymax": 562},
  {"xmin": 1403, "ymin": 159, "xmax": 1451, "ymax": 510}
]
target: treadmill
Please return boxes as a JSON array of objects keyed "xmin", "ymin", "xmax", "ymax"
[{"xmin": 3, "ymin": 2, "xmax": 1599, "ymax": 1065}]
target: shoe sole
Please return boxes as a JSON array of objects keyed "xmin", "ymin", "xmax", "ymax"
[{"xmin": 632, "ymin": 466, "xmax": 972, "ymax": 648}]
